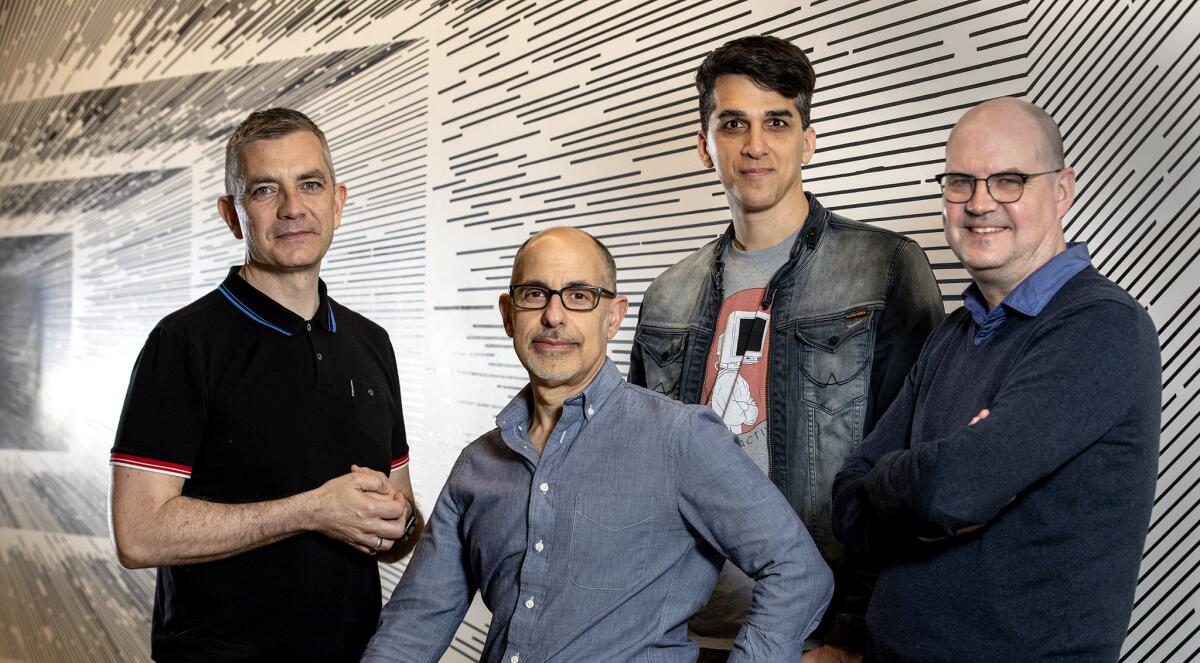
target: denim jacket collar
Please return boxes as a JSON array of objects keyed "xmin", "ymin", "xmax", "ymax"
[{"xmin": 711, "ymin": 192, "xmax": 831, "ymax": 298}]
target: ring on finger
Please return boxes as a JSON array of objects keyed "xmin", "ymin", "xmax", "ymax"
[{"xmin": 371, "ymin": 536, "xmax": 383, "ymax": 554}]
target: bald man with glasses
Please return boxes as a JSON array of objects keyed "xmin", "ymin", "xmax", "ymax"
[
  {"xmin": 364, "ymin": 227, "xmax": 833, "ymax": 663},
  {"xmin": 831, "ymin": 97, "xmax": 1161, "ymax": 662}
]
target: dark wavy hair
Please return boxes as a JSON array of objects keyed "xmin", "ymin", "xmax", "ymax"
[{"xmin": 695, "ymin": 35, "xmax": 817, "ymax": 130}]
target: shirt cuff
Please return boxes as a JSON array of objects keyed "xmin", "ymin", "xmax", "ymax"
[
  {"xmin": 109, "ymin": 452, "xmax": 192, "ymax": 479},
  {"xmin": 390, "ymin": 454, "xmax": 410, "ymax": 471}
]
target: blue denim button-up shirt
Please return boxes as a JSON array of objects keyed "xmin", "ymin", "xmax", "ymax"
[{"xmin": 363, "ymin": 360, "xmax": 833, "ymax": 662}]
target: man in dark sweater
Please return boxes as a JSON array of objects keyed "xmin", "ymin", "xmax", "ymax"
[{"xmin": 831, "ymin": 97, "xmax": 1160, "ymax": 662}]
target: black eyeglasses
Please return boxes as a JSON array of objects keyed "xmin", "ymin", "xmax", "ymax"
[
  {"xmin": 509, "ymin": 284, "xmax": 615, "ymax": 311},
  {"xmin": 934, "ymin": 168, "xmax": 1063, "ymax": 204}
]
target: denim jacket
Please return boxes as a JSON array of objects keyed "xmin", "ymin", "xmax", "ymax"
[{"xmin": 629, "ymin": 193, "xmax": 944, "ymax": 650}]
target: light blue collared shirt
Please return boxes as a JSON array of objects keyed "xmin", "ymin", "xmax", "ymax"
[
  {"xmin": 962, "ymin": 242, "xmax": 1092, "ymax": 345},
  {"xmin": 364, "ymin": 360, "xmax": 833, "ymax": 663}
]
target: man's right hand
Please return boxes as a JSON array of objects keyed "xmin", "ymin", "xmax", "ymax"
[{"xmin": 307, "ymin": 471, "xmax": 411, "ymax": 555}]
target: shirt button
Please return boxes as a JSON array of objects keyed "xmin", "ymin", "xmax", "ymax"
[
  {"xmin": 539, "ymin": 482, "xmax": 549, "ymax": 493},
  {"xmin": 315, "ymin": 352, "xmax": 323, "ymax": 361},
  {"xmin": 510, "ymin": 656, "xmax": 519, "ymax": 663},
  {"xmin": 367, "ymin": 388, "xmax": 374, "ymax": 396},
  {"xmin": 306, "ymin": 323, "xmax": 312, "ymax": 331},
  {"xmin": 534, "ymin": 540, "xmax": 544, "ymax": 552},
  {"xmin": 525, "ymin": 597, "xmax": 535, "ymax": 609},
  {"xmin": 587, "ymin": 406, "xmax": 594, "ymax": 416}
]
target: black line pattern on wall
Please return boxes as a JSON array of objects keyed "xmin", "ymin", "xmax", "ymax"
[{"xmin": 0, "ymin": 1, "xmax": 1197, "ymax": 661}]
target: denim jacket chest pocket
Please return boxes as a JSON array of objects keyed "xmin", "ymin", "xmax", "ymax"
[
  {"xmin": 632, "ymin": 328, "xmax": 688, "ymax": 399},
  {"xmin": 569, "ymin": 493, "xmax": 657, "ymax": 591},
  {"xmin": 793, "ymin": 311, "xmax": 874, "ymax": 414}
]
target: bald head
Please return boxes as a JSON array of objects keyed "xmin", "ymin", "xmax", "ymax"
[
  {"xmin": 511, "ymin": 227, "xmax": 618, "ymax": 291},
  {"xmin": 949, "ymin": 97, "xmax": 1064, "ymax": 168}
]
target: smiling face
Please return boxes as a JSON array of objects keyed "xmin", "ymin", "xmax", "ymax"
[
  {"xmin": 218, "ymin": 130, "xmax": 346, "ymax": 274},
  {"xmin": 500, "ymin": 228, "xmax": 628, "ymax": 394},
  {"xmin": 943, "ymin": 99, "xmax": 1075, "ymax": 303},
  {"xmin": 697, "ymin": 74, "xmax": 815, "ymax": 218}
]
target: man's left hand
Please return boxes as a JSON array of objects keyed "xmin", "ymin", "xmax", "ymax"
[{"xmin": 802, "ymin": 644, "xmax": 863, "ymax": 663}]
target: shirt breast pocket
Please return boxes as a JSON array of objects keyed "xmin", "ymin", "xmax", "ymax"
[
  {"xmin": 568, "ymin": 493, "xmax": 656, "ymax": 591},
  {"xmin": 352, "ymin": 381, "xmax": 391, "ymax": 447}
]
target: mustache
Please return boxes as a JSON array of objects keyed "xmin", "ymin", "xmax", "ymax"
[{"xmin": 530, "ymin": 329, "xmax": 580, "ymax": 345}]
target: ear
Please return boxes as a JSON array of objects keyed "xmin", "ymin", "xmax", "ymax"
[
  {"xmin": 605, "ymin": 295, "xmax": 629, "ymax": 340},
  {"xmin": 333, "ymin": 183, "xmax": 348, "ymax": 231},
  {"xmin": 499, "ymin": 292, "xmax": 515, "ymax": 338},
  {"xmin": 801, "ymin": 125, "xmax": 816, "ymax": 165},
  {"xmin": 696, "ymin": 130, "xmax": 714, "ymax": 169},
  {"xmin": 217, "ymin": 195, "xmax": 243, "ymax": 240},
  {"xmin": 1054, "ymin": 166, "xmax": 1076, "ymax": 219}
]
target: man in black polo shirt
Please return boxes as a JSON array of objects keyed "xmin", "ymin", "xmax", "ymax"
[{"xmin": 109, "ymin": 108, "xmax": 421, "ymax": 662}]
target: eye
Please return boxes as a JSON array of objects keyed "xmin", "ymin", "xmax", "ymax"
[
  {"xmin": 767, "ymin": 117, "xmax": 788, "ymax": 128},
  {"xmin": 301, "ymin": 180, "xmax": 323, "ymax": 192},
  {"xmin": 250, "ymin": 185, "xmax": 275, "ymax": 199},
  {"xmin": 992, "ymin": 174, "xmax": 1025, "ymax": 189},
  {"xmin": 721, "ymin": 119, "xmax": 745, "ymax": 130},
  {"xmin": 565, "ymin": 289, "xmax": 590, "ymax": 301},
  {"xmin": 943, "ymin": 175, "xmax": 973, "ymax": 189}
]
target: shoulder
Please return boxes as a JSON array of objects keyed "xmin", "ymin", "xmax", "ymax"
[
  {"xmin": 1046, "ymin": 268, "xmax": 1153, "ymax": 328},
  {"xmin": 614, "ymin": 380, "xmax": 730, "ymax": 439},
  {"xmin": 151, "ymin": 289, "xmax": 230, "ymax": 348},
  {"xmin": 643, "ymin": 235, "xmax": 721, "ymax": 299},
  {"xmin": 825, "ymin": 212, "xmax": 920, "ymax": 258},
  {"xmin": 329, "ymin": 298, "xmax": 391, "ymax": 343}
]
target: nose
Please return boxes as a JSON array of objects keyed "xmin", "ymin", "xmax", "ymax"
[
  {"xmin": 277, "ymin": 186, "xmax": 304, "ymax": 219},
  {"xmin": 965, "ymin": 178, "xmax": 996, "ymax": 216},
  {"xmin": 743, "ymin": 124, "xmax": 767, "ymax": 160},
  {"xmin": 540, "ymin": 292, "xmax": 568, "ymax": 328}
]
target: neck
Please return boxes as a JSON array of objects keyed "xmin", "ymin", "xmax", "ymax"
[
  {"xmin": 239, "ymin": 261, "xmax": 321, "ymax": 319},
  {"xmin": 972, "ymin": 239, "xmax": 1070, "ymax": 310},
  {"xmin": 525, "ymin": 360, "xmax": 606, "ymax": 453},
  {"xmin": 730, "ymin": 187, "xmax": 809, "ymax": 252}
]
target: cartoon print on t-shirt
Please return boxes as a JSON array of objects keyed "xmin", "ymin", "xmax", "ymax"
[{"xmin": 701, "ymin": 290, "xmax": 771, "ymax": 466}]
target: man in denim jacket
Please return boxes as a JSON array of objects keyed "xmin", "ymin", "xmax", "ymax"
[{"xmin": 629, "ymin": 36, "xmax": 944, "ymax": 662}]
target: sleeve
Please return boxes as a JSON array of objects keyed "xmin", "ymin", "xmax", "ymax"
[
  {"xmin": 861, "ymin": 299, "xmax": 1158, "ymax": 538},
  {"xmin": 864, "ymin": 239, "xmax": 944, "ymax": 436},
  {"xmin": 382, "ymin": 335, "xmax": 409, "ymax": 471},
  {"xmin": 673, "ymin": 407, "xmax": 834, "ymax": 662},
  {"xmin": 832, "ymin": 369, "xmax": 922, "ymax": 563},
  {"xmin": 363, "ymin": 460, "xmax": 475, "ymax": 662},
  {"xmin": 825, "ymin": 239, "xmax": 943, "ymax": 650},
  {"xmin": 109, "ymin": 326, "xmax": 207, "ymax": 479}
]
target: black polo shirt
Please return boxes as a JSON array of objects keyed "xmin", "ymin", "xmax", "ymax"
[{"xmin": 111, "ymin": 266, "xmax": 409, "ymax": 662}]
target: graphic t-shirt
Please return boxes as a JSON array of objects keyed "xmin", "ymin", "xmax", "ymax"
[{"xmin": 689, "ymin": 227, "xmax": 799, "ymax": 648}]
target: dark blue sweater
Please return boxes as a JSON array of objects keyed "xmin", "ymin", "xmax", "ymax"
[{"xmin": 832, "ymin": 266, "xmax": 1161, "ymax": 662}]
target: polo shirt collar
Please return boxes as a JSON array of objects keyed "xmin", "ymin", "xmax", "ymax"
[
  {"xmin": 496, "ymin": 359, "xmax": 624, "ymax": 430},
  {"xmin": 962, "ymin": 242, "xmax": 1092, "ymax": 324},
  {"xmin": 216, "ymin": 266, "xmax": 337, "ymax": 336}
]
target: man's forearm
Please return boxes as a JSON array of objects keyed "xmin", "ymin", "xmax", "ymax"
[{"xmin": 112, "ymin": 486, "xmax": 313, "ymax": 568}]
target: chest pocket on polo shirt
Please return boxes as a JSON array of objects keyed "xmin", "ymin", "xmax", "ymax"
[
  {"xmin": 794, "ymin": 311, "xmax": 874, "ymax": 414},
  {"xmin": 352, "ymin": 381, "xmax": 391, "ymax": 446},
  {"xmin": 569, "ymin": 493, "xmax": 656, "ymax": 591}
]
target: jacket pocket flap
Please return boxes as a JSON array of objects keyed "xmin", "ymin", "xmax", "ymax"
[
  {"xmin": 633, "ymin": 329, "xmax": 688, "ymax": 367},
  {"xmin": 795, "ymin": 311, "xmax": 873, "ymax": 353}
]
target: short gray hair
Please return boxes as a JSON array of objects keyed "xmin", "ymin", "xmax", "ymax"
[{"xmin": 224, "ymin": 108, "xmax": 335, "ymax": 196}]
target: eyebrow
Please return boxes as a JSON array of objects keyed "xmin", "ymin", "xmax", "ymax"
[
  {"xmin": 296, "ymin": 170, "xmax": 328, "ymax": 182},
  {"xmin": 715, "ymin": 108, "xmax": 794, "ymax": 119}
]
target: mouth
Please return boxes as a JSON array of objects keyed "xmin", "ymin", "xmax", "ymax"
[
  {"xmin": 275, "ymin": 230, "xmax": 316, "ymax": 240},
  {"xmin": 531, "ymin": 334, "xmax": 579, "ymax": 352},
  {"xmin": 740, "ymin": 168, "xmax": 773, "ymax": 178},
  {"xmin": 964, "ymin": 226, "xmax": 1008, "ymax": 235}
]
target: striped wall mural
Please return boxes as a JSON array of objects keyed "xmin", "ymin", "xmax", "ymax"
[{"xmin": 0, "ymin": 1, "xmax": 1196, "ymax": 661}]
